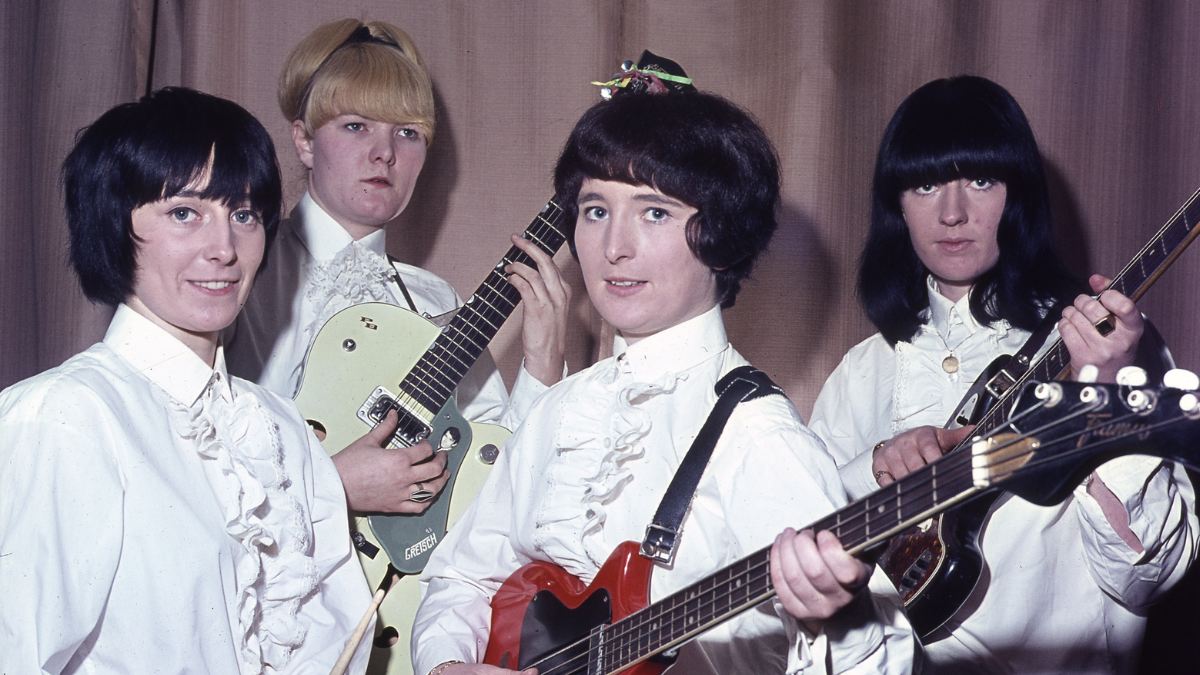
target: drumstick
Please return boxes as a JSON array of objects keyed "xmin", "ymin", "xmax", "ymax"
[{"xmin": 329, "ymin": 586, "xmax": 387, "ymax": 675}]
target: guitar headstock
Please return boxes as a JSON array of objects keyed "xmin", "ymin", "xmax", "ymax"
[
  {"xmin": 595, "ymin": 50, "xmax": 696, "ymax": 99},
  {"xmin": 974, "ymin": 368, "xmax": 1200, "ymax": 506}
]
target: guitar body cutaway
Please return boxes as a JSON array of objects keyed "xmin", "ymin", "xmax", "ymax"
[
  {"xmin": 485, "ymin": 542, "xmax": 667, "ymax": 675},
  {"xmin": 294, "ymin": 302, "xmax": 507, "ymax": 675}
]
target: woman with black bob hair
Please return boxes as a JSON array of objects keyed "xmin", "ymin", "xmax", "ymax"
[
  {"xmin": 413, "ymin": 82, "xmax": 915, "ymax": 675},
  {"xmin": 553, "ymin": 88, "xmax": 779, "ymax": 308},
  {"xmin": 65, "ymin": 86, "xmax": 283, "ymax": 306},
  {"xmin": 0, "ymin": 87, "xmax": 374, "ymax": 674},
  {"xmin": 860, "ymin": 74, "xmax": 1078, "ymax": 344},
  {"xmin": 809, "ymin": 76, "xmax": 1195, "ymax": 674}
]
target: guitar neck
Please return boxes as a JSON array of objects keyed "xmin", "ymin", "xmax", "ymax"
[
  {"xmin": 595, "ymin": 458, "xmax": 978, "ymax": 672},
  {"xmin": 398, "ymin": 198, "xmax": 568, "ymax": 415},
  {"xmin": 590, "ymin": 377, "xmax": 1200, "ymax": 674},
  {"xmin": 971, "ymin": 185, "xmax": 1200, "ymax": 439}
]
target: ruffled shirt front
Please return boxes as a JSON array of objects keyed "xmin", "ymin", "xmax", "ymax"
[
  {"xmin": 0, "ymin": 305, "xmax": 372, "ymax": 674},
  {"xmin": 809, "ymin": 280, "xmax": 1198, "ymax": 675},
  {"xmin": 225, "ymin": 192, "xmax": 544, "ymax": 431},
  {"xmin": 412, "ymin": 306, "xmax": 917, "ymax": 675}
]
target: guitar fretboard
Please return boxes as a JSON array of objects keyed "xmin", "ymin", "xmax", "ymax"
[
  {"xmin": 587, "ymin": 453, "xmax": 979, "ymax": 673},
  {"xmin": 397, "ymin": 198, "xmax": 568, "ymax": 415}
]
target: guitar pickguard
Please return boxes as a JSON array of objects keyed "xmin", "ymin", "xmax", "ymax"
[{"xmin": 294, "ymin": 303, "xmax": 508, "ymax": 675}]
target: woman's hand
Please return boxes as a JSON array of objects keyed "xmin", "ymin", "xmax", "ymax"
[
  {"xmin": 331, "ymin": 409, "xmax": 450, "ymax": 513},
  {"xmin": 1060, "ymin": 274, "xmax": 1143, "ymax": 384},
  {"xmin": 506, "ymin": 234, "xmax": 571, "ymax": 387},
  {"xmin": 770, "ymin": 528, "xmax": 871, "ymax": 635},
  {"xmin": 438, "ymin": 663, "xmax": 536, "ymax": 675},
  {"xmin": 870, "ymin": 425, "xmax": 973, "ymax": 486}
]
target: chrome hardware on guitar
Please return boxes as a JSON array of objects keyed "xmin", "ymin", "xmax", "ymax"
[{"xmin": 486, "ymin": 372, "xmax": 1200, "ymax": 674}]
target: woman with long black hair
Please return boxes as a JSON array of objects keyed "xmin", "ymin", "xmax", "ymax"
[{"xmin": 809, "ymin": 75, "xmax": 1196, "ymax": 674}]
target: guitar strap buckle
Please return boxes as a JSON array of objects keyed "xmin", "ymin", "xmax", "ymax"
[
  {"xmin": 641, "ymin": 523, "xmax": 680, "ymax": 564},
  {"xmin": 639, "ymin": 366, "xmax": 784, "ymax": 566}
]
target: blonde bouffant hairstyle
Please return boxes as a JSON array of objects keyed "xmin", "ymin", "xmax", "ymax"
[{"xmin": 278, "ymin": 19, "xmax": 435, "ymax": 143}]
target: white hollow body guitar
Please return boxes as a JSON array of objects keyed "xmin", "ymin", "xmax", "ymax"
[{"xmin": 293, "ymin": 198, "xmax": 568, "ymax": 675}]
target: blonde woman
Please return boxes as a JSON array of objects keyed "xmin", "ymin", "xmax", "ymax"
[{"xmin": 226, "ymin": 20, "xmax": 570, "ymax": 515}]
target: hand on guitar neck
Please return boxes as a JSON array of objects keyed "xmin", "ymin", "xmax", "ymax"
[
  {"xmin": 331, "ymin": 409, "xmax": 450, "ymax": 513},
  {"xmin": 504, "ymin": 233, "xmax": 572, "ymax": 388},
  {"xmin": 771, "ymin": 528, "xmax": 873, "ymax": 635},
  {"xmin": 1057, "ymin": 274, "xmax": 1143, "ymax": 384},
  {"xmin": 871, "ymin": 426, "xmax": 974, "ymax": 487}
]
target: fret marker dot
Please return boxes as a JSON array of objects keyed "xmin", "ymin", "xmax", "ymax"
[{"xmin": 877, "ymin": 505, "xmax": 884, "ymax": 514}]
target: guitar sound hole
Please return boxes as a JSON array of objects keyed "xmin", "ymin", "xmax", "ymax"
[
  {"xmin": 373, "ymin": 625, "xmax": 399, "ymax": 648},
  {"xmin": 306, "ymin": 419, "xmax": 327, "ymax": 442}
]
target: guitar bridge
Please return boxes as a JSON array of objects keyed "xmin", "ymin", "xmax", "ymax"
[{"xmin": 357, "ymin": 386, "xmax": 432, "ymax": 447}]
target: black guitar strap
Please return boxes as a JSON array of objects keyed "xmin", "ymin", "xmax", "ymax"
[
  {"xmin": 386, "ymin": 254, "xmax": 420, "ymax": 313},
  {"xmin": 946, "ymin": 301, "xmax": 1066, "ymax": 427},
  {"xmin": 640, "ymin": 365, "xmax": 784, "ymax": 564}
]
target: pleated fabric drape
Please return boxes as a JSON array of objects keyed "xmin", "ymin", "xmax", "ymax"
[{"xmin": 4, "ymin": 3, "xmax": 1200, "ymax": 667}]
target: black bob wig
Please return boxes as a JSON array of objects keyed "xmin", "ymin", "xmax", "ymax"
[
  {"xmin": 553, "ymin": 90, "xmax": 780, "ymax": 308},
  {"xmin": 859, "ymin": 75, "xmax": 1080, "ymax": 344},
  {"xmin": 62, "ymin": 87, "xmax": 283, "ymax": 307}
]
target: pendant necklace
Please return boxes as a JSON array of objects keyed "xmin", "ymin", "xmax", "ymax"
[{"xmin": 931, "ymin": 327, "xmax": 969, "ymax": 375}]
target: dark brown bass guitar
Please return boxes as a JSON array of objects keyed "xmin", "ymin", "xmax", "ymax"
[{"xmin": 880, "ymin": 186, "xmax": 1200, "ymax": 639}]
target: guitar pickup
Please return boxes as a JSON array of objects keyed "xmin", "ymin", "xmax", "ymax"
[{"xmin": 357, "ymin": 386, "xmax": 432, "ymax": 447}]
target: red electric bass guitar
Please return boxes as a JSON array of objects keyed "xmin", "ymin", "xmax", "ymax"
[{"xmin": 483, "ymin": 374, "xmax": 1200, "ymax": 674}]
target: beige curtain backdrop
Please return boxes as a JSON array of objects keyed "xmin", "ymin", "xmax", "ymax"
[{"xmin": 4, "ymin": 0, "xmax": 1199, "ymax": 669}]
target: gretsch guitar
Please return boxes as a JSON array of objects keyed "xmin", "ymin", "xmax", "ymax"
[
  {"xmin": 879, "ymin": 185, "xmax": 1200, "ymax": 639},
  {"xmin": 484, "ymin": 373, "xmax": 1200, "ymax": 674},
  {"xmin": 294, "ymin": 198, "xmax": 568, "ymax": 674}
]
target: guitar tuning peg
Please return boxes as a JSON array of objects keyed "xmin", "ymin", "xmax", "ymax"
[
  {"xmin": 1077, "ymin": 364, "xmax": 1099, "ymax": 383},
  {"xmin": 1115, "ymin": 366, "xmax": 1148, "ymax": 387},
  {"xmin": 1180, "ymin": 393, "xmax": 1200, "ymax": 419},
  {"xmin": 1163, "ymin": 368, "xmax": 1200, "ymax": 391},
  {"xmin": 1034, "ymin": 382, "xmax": 1063, "ymax": 406}
]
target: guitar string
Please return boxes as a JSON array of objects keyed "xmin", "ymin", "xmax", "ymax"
[
  {"xmin": 522, "ymin": 555, "xmax": 774, "ymax": 674},
  {"xmin": 523, "ymin": 400, "xmax": 1186, "ymax": 675},
  {"xmin": 527, "ymin": 554, "xmax": 776, "ymax": 675},
  {"xmin": 829, "ymin": 402, "xmax": 1179, "ymax": 548},
  {"xmin": 396, "ymin": 203, "xmax": 568, "ymax": 406}
]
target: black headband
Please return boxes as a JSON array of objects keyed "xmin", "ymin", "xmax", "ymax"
[{"xmin": 294, "ymin": 24, "xmax": 407, "ymax": 122}]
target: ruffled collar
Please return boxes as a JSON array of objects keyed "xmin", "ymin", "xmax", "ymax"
[
  {"xmin": 294, "ymin": 190, "xmax": 388, "ymax": 262},
  {"xmin": 107, "ymin": 304, "xmax": 319, "ymax": 673},
  {"xmin": 537, "ymin": 306, "xmax": 729, "ymax": 572}
]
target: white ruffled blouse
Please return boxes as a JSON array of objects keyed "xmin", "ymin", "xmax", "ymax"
[
  {"xmin": 0, "ymin": 305, "xmax": 372, "ymax": 674},
  {"xmin": 809, "ymin": 280, "xmax": 1197, "ymax": 675},
  {"xmin": 412, "ymin": 306, "xmax": 916, "ymax": 675}
]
